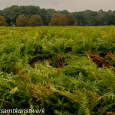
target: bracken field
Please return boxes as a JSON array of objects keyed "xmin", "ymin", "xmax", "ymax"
[{"xmin": 0, "ymin": 26, "xmax": 115, "ymax": 115}]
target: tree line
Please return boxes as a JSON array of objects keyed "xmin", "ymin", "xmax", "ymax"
[{"xmin": 0, "ymin": 5, "xmax": 115, "ymax": 26}]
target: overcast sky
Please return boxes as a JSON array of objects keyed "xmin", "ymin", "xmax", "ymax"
[{"xmin": 0, "ymin": 0, "xmax": 115, "ymax": 12}]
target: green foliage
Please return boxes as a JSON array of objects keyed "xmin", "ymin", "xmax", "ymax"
[
  {"xmin": 66, "ymin": 14, "xmax": 77, "ymax": 26},
  {"xmin": 50, "ymin": 13, "xmax": 67, "ymax": 26},
  {"xmin": 16, "ymin": 15, "xmax": 29, "ymax": 27},
  {"xmin": 29, "ymin": 15, "xmax": 43, "ymax": 26},
  {"xmin": 0, "ymin": 16, "xmax": 7, "ymax": 26},
  {"xmin": 2, "ymin": 5, "xmax": 115, "ymax": 26},
  {"xmin": 0, "ymin": 26, "xmax": 115, "ymax": 115}
]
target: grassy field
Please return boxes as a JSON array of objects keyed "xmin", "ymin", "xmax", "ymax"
[{"xmin": 0, "ymin": 26, "xmax": 115, "ymax": 115}]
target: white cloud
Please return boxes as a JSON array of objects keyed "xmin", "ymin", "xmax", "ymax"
[{"xmin": 0, "ymin": 0, "xmax": 115, "ymax": 11}]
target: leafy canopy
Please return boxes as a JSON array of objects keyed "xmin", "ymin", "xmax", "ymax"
[
  {"xmin": 0, "ymin": 16, "xmax": 7, "ymax": 26},
  {"xmin": 29, "ymin": 15, "xmax": 43, "ymax": 26}
]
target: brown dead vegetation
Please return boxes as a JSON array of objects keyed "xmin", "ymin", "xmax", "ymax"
[
  {"xmin": 105, "ymin": 51, "xmax": 115, "ymax": 59},
  {"xmin": 56, "ymin": 54, "xmax": 65, "ymax": 68},
  {"xmin": 90, "ymin": 54, "xmax": 103, "ymax": 67},
  {"xmin": 85, "ymin": 50, "xmax": 103, "ymax": 67},
  {"xmin": 85, "ymin": 50, "xmax": 115, "ymax": 70}
]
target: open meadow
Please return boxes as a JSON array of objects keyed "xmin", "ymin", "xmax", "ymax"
[{"xmin": 0, "ymin": 26, "xmax": 115, "ymax": 115}]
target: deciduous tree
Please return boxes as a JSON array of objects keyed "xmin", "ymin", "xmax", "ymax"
[
  {"xmin": 50, "ymin": 13, "xmax": 61, "ymax": 26},
  {"xmin": 16, "ymin": 15, "xmax": 29, "ymax": 27},
  {"xmin": 66, "ymin": 14, "xmax": 77, "ymax": 26},
  {"xmin": 29, "ymin": 15, "xmax": 43, "ymax": 26},
  {"xmin": 0, "ymin": 16, "xmax": 7, "ymax": 26},
  {"xmin": 60, "ymin": 14, "xmax": 67, "ymax": 26},
  {"xmin": 50, "ymin": 13, "xmax": 67, "ymax": 26}
]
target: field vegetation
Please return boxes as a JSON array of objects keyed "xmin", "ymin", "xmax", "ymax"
[{"xmin": 0, "ymin": 26, "xmax": 115, "ymax": 115}]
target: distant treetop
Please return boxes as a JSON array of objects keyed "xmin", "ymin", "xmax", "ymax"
[{"xmin": 1, "ymin": 5, "xmax": 115, "ymax": 26}]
